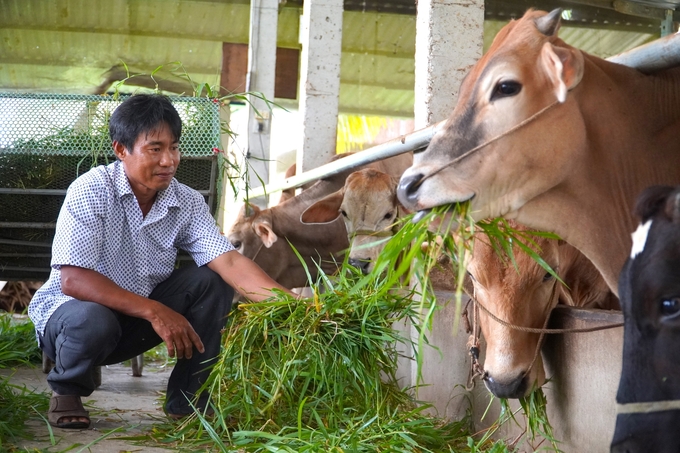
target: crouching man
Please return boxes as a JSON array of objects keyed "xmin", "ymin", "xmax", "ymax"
[{"xmin": 28, "ymin": 94, "xmax": 294, "ymax": 429}]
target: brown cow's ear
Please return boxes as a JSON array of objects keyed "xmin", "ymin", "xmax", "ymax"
[
  {"xmin": 300, "ymin": 190, "xmax": 345, "ymax": 224},
  {"xmin": 540, "ymin": 42, "xmax": 584, "ymax": 103},
  {"xmin": 253, "ymin": 218, "xmax": 278, "ymax": 248}
]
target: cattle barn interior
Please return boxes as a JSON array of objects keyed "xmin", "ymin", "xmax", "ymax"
[{"xmin": 1, "ymin": 0, "xmax": 677, "ymax": 451}]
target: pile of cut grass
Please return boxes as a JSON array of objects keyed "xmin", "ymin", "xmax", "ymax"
[
  {"xmin": 147, "ymin": 206, "xmax": 562, "ymax": 452},
  {"xmin": 150, "ymin": 261, "xmax": 478, "ymax": 452}
]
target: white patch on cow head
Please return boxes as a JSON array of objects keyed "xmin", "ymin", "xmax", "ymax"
[{"xmin": 630, "ymin": 220, "xmax": 652, "ymax": 259}]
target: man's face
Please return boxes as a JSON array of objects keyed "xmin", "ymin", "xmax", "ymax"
[{"xmin": 113, "ymin": 123, "xmax": 180, "ymax": 197}]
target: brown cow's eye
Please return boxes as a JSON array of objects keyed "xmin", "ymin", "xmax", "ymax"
[
  {"xmin": 661, "ymin": 298, "xmax": 680, "ymax": 316},
  {"xmin": 384, "ymin": 212, "xmax": 393, "ymax": 220},
  {"xmin": 491, "ymin": 80, "xmax": 522, "ymax": 101},
  {"xmin": 543, "ymin": 272, "xmax": 554, "ymax": 282},
  {"xmin": 232, "ymin": 241, "xmax": 242, "ymax": 249}
]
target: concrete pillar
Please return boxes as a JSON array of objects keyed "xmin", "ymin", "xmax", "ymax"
[
  {"xmin": 296, "ymin": 0, "xmax": 343, "ymax": 173},
  {"xmin": 414, "ymin": 0, "xmax": 484, "ymax": 128},
  {"xmin": 410, "ymin": 0, "xmax": 484, "ymax": 420},
  {"xmin": 245, "ymin": 0, "xmax": 279, "ymax": 206}
]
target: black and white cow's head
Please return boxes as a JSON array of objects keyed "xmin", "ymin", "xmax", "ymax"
[{"xmin": 611, "ymin": 185, "xmax": 680, "ymax": 453}]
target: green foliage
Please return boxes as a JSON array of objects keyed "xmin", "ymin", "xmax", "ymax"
[
  {"xmin": 518, "ymin": 389, "xmax": 562, "ymax": 452},
  {"xmin": 148, "ymin": 267, "xmax": 475, "ymax": 452},
  {"xmin": 0, "ymin": 378, "xmax": 49, "ymax": 450},
  {"xmin": 0, "ymin": 314, "xmax": 41, "ymax": 368}
]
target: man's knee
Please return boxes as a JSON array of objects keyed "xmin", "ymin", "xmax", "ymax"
[{"xmin": 53, "ymin": 301, "xmax": 121, "ymax": 347}]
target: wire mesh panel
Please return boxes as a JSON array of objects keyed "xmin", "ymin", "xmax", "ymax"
[{"xmin": 0, "ymin": 93, "xmax": 221, "ymax": 281}]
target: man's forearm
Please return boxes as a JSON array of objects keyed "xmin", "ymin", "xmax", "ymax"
[{"xmin": 208, "ymin": 251, "xmax": 295, "ymax": 302}]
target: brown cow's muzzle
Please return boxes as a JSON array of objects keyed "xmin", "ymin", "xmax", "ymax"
[
  {"xmin": 397, "ymin": 172, "xmax": 425, "ymax": 211},
  {"xmin": 483, "ymin": 372, "xmax": 529, "ymax": 399}
]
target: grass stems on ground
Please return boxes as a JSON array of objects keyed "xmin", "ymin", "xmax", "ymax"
[
  {"xmin": 0, "ymin": 314, "xmax": 41, "ymax": 367},
  {"xmin": 0, "ymin": 313, "xmax": 50, "ymax": 452},
  {"xmin": 0, "ymin": 378, "xmax": 49, "ymax": 451}
]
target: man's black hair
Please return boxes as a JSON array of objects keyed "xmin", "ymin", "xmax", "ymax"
[{"xmin": 109, "ymin": 94, "xmax": 182, "ymax": 152}]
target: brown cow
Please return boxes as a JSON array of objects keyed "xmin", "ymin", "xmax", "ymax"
[
  {"xmin": 300, "ymin": 168, "xmax": 403, "ymax": 274},
  {"xmin": 226, "ymin": 153, "xmax": 413, "ymax": 289},
  {"xmin": 301, "ymin": 169, "xmax": 619, "ymax": 398},
  {"xmin": 397, "ymin": 8, "xmax": 680, "ymax": 295},
  {"xmin": 467, "ymin": 221, "xmax": 618, "ymax": 398}
]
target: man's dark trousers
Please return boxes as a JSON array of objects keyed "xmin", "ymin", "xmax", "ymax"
[{"xmin": 40, "ymin": 265, "xmax": 233, "ymax": 415}]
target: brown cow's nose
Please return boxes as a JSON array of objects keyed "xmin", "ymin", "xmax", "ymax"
[
  {"xmin": 484, "ymin": 373, "xmax": 528, "ymax": 399},
  {"xmin": 397, "ymin": 173, "xmax": 424, "ymax": 204},
  {"xmin": 348, "ymin": 258, "xmax": 371, "ymax": 274}
]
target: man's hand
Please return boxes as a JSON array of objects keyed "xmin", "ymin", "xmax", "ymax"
[{"xmin": 148, "ymin": 303, "xmax": 204, "ymax": 359}]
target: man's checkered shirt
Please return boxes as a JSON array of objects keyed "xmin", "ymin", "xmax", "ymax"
[{"xmin": 28, "ymin": 161, "xmax": 234, "ymax": 338}]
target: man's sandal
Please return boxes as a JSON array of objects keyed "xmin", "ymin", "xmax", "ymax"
[{"xmin": 48, "ymin": 395, "xmax": 90, "ymax": 429}]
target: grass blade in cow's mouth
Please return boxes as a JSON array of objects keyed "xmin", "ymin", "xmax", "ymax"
[{"xmin": 412, "ymin": 199, "xmax": 473, "ymax": 223}]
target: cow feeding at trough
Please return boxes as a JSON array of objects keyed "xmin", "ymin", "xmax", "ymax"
[
  {"xmin": 300, "ymin": 168, "xmax": 404, "ymax": 274},
  {"xmin": 301, "ymin": 167, "xmax": 619, "ymax": 400},
  {"xmin": 227, "ymin": 153, "xmax": 412, "ymax": 290},
  {"xmin": 397, "ymin": 8, "xmax": 680, "ymax": 295},
  {"xmin": 466, "ymin": 220, "xmax": 618, "ymax": 399},
  {"xmin": 611, "ymin": 185, "xmax": 680, "ymax": 453}
]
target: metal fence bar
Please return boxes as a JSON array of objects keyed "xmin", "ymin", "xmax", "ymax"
[
  {"xmin": 0, "ymin": 239, "xmax": 52, "ymax": 248},
  {"xmin": 0, "ymin": 188, "xmax": 210, "ymax": 196},
  {"xmin": 0, "ymin": 266, "xmax": 51, "ymax": 272},
  {"xmin": 246, "ymin": 121, "xmax": 444, "ymax": 200},
  {"xmin": 0, "ymin": 253, "xmax": 51, "ymax": 258},
  {"xmin": 0, "ymin": 189, "xmax": 67, "ymax": 195},
  {"xmin": 0, "ymin": 222, "xmax": 56, "ymax": 228},
  {"xmin": 608, "ymin": 32, "xmax": 680, "ymax": 73}
]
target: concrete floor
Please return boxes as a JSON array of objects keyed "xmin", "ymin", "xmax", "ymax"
[{"xmin": 1, "ymin": 362, "xmax": 180, "ymax": 452}]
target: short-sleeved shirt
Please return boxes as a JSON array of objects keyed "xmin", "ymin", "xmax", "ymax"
[{"xmin": 28, "ymin": 160, "xmax": 234, "ymax": 338}]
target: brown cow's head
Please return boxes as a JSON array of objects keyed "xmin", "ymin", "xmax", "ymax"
[
  {"xmin": 301, "ymin": 169, "xmax": 400, "ymax": 274},
  {"xmin": 228, "ymin": 203, "xmax": 277, "ymax": 254},
  {"xmin": 467, "ymin": 222, "xmax": 562, "ymax": 399},
  {"xmin": 226, "ymin": 203, "xmax": 287, "ymax": 284},
  {"xmin": 398, "ymin": 8, "xmax": 584, "ymax": 223}
]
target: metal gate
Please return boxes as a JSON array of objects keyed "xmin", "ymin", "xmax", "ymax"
[{"xmin": 0, "ymin": 93, "xmax": 221, "ymax": 281}]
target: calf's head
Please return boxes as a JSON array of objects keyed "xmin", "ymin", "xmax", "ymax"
[
  {"xmin": 301, "ymin": 169, "xmax": 400, "ymax": 274},
  {"xmin": 611, "ymin": 185, "xmax": 680, "ymax": 453},
  {"xmin": 398, "ymin": 8, "xmax": 584, "ymax": 222},
  {"xmin": 467, "ymin": 225, "xmax": 562, "ymax": 399},
  {"xmin": 226, "ymin": 203, "xmax": 286, "ymax": 282}
]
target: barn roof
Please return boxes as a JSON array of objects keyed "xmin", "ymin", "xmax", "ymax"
[{"xmin": 0, "ymin": 0, "xmax": 666, "ymax": 117}]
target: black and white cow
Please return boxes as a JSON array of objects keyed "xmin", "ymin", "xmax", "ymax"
[{"xmin": 611, "ymin": 185, "xmax": 680, "ymax": 453}]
